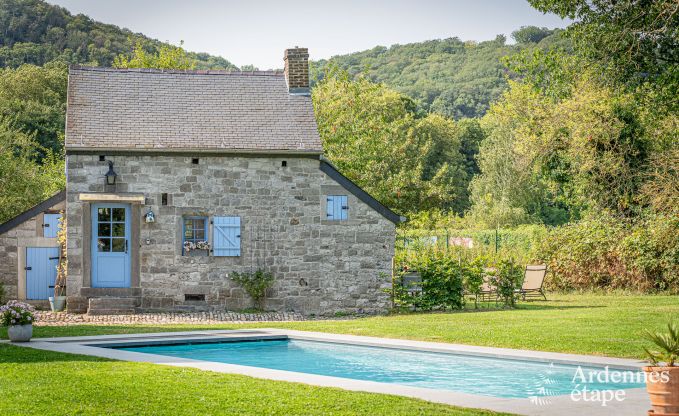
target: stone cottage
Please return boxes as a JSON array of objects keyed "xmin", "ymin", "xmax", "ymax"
[{"xmin": 58, "ymin": 47, "xmax": 403, "ymax": 315}]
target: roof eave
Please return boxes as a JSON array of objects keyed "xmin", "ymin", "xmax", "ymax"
[{"xmin": 0, "ymin": 190, "xmax": 66, "ymax": 236}]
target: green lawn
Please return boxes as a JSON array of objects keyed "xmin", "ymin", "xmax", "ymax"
[
  {"xmin": 1, "ymin": 294, "xmax": 674, "ymax": 416},
  {"xmin": 2, "ymin": 294, "xmax": 675, "ymax": 358}
]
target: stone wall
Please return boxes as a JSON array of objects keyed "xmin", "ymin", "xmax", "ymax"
[
  {"xmin": 0, "ymin": 221, "xmax": 32, "ymax": 301},
  {"xmin": 66, "ymin": 154, "xmax": 395, "ymax": 315}
]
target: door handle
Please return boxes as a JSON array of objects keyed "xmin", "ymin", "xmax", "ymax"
[{"xmin": 24, "ymin": 266, "xmax": 32, "ymax": 271}]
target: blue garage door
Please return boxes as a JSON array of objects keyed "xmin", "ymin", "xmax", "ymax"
[{"xmin": 26, "ymin": 247, "xmax": 59, "ymax": 300}]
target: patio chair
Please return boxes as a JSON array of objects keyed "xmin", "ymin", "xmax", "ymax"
[
  {"xmin": 400, "ymin": 271, "xmax": 423, "ymax": 297},
  {"xmin": 517, "ymin": 265, "xmax": 548, "ymax": 301},
  {"xmin": 477, "ymin": 269, "xmax": 498, "ymax": 303}
]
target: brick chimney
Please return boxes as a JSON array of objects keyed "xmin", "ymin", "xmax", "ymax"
[{"xmin": 284, "ymin": 47, "xmax": 309, "ymax": 95}]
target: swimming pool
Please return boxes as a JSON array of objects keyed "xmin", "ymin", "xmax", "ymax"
[{"xmin": 116, "ymin": 338, "xmax": 645, "ymax": 398}]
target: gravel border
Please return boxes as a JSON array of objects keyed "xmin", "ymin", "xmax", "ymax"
[{"xmin": 34, "ymin": 311, "xmax": 310, "ymax": 325}]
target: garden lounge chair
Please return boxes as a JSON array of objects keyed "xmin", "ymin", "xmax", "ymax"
[
  {"xmin": 517, "ymin": 265, "xmax": 548, "ymax": 301},
  {"xmin": 477, "ymin": 270, "xmax": 497, "ymax": 303}
]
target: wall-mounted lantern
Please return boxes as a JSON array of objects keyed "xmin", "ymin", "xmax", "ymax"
[
  {"xmin": 105, "ymin": 161, "xmax": 117, "ymax": 185},
  {"xmin": 145, "ymin": 210, "xmax": 155, "ymax": 223}
]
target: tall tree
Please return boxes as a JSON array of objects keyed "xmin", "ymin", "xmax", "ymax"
[
  {"xmin": 113, "ymin": 41, "xmax": 194, "ymax": 70},
  {"xmin": 0, "ymin": 61, "xmax": 67, "ymax": 156},
  {"xmin": 0, "ymin": 119, "xmax": 64, "ymax": 222},
  {"xmin": 529, "ymin": 0, "xmax": 678, "ymax": 100},
  {"xmin": 313, "ymin": 72, "xmax": 468, "ymax": 215},
  {"xmin": 512, "ymin": 26, "xmax": 555, "ymax": 44}
]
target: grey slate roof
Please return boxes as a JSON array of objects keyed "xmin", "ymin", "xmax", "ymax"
[{"xmin": 65, "ymin": 66, "xmax": 323, "ymax": 153}]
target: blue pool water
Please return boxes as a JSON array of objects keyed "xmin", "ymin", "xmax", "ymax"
[{"xmin": 118, "ymin": 339, "xmax": 645, "ymax": 398}]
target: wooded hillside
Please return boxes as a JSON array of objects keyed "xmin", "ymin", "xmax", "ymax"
[
  {"xmin": 0, "ymin": 0, "xmax": 236, "ymax": 69},
  {"xmin": 312, "ymin": 28, "xmax": 570, "ymax": 119}
]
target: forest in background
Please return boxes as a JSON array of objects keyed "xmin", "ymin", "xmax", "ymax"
[
  {"xmin": 312, "ymin": 26, "xmax": 569, "ymax": 119},
  {"xmin": 0, "ymin": 0, "xmax": 236, "ymax": 69},
  {"xmin": 0, "ymin": 0, "xmax": 676, "ymax": 291}
]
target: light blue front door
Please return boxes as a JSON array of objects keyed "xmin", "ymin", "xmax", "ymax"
[
  {"xmin": 26, "ymin": 247, "xmax": 59, "ymax": 300},
  {"xmin": 91, "ymin": 203, "xmax": 131, "ymax": 288}
]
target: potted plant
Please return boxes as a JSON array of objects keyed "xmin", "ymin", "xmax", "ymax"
[
  {"xmin": 1, "ymin": 301, "xmax": 36, "ymax": 342},
  {"xmin": 643, "ymin": 321, "xmax": 679, "ymax": 415},
  {"xmin": 49, "ymin": 213, "xmax": 67, "ymax": 312},
  {"xmin": 183, "ymin": 240, "xmax": 210, "ymax": 256}
]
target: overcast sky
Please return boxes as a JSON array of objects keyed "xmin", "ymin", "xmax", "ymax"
[{"xmin": 47, "ymin": 0, "xmax": 569, "ymax": 69}]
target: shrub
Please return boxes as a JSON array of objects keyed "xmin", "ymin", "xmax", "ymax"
[
  {"xmin": 0, "ymin": 301, "xmax": 36, "ymax": 326},
  {"xmin": 539, "ymin": 213, "xmax": 625, "ymax": 290},
  {"xmin": 539, "ymin": 211, "xmax": 679, "ymax": 291},
  {"xmin": 489, "ymin": 259, "xmax": 524, "ymax": 307},
  {"xmin": 618, "ymin": 212, "xmax": 679, "ymax": 291},
  {"xmin": 394, "ymin": 248, "xmax": 504, "ymax": 311},
  {"xmin": 394, "ymin": 249, "xmax": 466, "ymax": 311},
  {"xmin": 461, "ymin": 255, "xmax": 486, "ymax": 308},
  {"xmin": 417, "ymin": 250, "xmax": 465, "ymax": 311},
  {"xmin": 394, "ymin": 249, "xmax": 526, "ymax": 310},
  {"xmin": 230, "ymin": 269, "xmax": 275, "ymax": 310}
]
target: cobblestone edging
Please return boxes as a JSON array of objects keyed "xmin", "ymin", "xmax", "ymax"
[{"xmin": 34, "ymin": 311, "xmax": 309, "ymax": 326}]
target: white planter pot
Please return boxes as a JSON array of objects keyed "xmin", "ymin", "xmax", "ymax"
[{"xmin": 8, "ymin": 324, "xmax": 33, "ymax": 342}]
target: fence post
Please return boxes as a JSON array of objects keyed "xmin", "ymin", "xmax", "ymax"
[{"xmin": 495, "ymin": 227, "xmax": 499, "ymax": 256}]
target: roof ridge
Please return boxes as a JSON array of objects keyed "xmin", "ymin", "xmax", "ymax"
[{"xmin": 69, "ymin": 65, "xmax": 284, "ymax": 77}]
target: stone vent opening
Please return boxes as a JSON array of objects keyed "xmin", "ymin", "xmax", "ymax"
[
  {"xmin": 281, "ymin": 160, "xmax": 287, "ymax": 167},
  {"xmin": 185, "ymin": 294, "xmax": 205, "ymax": 302},
  {"xmin": 99, "ymin": 155, "xmax": 106, "ymax": 161},
  {"xmin": 192, "ymin": 158, "xmax": 199, "ymax": 165},
  {"xmin": 161, "ymin": 193, "xmax": 168, "ymax": 206}
]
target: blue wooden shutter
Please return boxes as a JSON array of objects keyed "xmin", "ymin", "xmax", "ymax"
[
  {"xmin": 327, "ymin": 195, "xmax": 348, "ymax": 221},
  {"xmin": 338, "ymin": 195, "xmax": 348, "ymax": 220},
  {"xmin": 43, "ymin": 213, "xmax": 61, "ymax": 238},
  {"xmin": 213, "ymin": 216, "xmax": 241, "ymax": 256},
  {"xmin": 326, "ymin": 196, "xmax": 336, "ymax": 219}
]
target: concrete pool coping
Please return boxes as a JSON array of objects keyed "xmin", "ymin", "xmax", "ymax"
[{"xmin": 4, "ymin": 329, "xmax": 650, "ymax": 416}]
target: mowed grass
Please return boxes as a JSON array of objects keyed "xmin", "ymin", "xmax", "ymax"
[
  {"xmin": 2, "ymin": 294, "xmax": 676, "ymax": 358},
  {"xmin": 0, "ymin": 294, "xmax": 673, "ymax": 415},
  {"xmin": 0, "ymin": 344, "xmax": 509, "ymax": 416}
]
